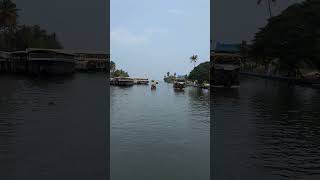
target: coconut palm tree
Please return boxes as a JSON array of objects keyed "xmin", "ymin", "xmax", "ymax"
[
  {"xmin": 0, "ymin": 0, "xmax": 19, "ymax": 32},
  {"xmin": 257, "ymin": 0, "xmax": 276, "ymax": 18},
  {"xmin": 190, "ymin": 55, "xmax": 198, "ymax": 68}
]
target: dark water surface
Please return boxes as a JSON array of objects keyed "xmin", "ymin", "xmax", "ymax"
[
  {"xmin": 111, "ymin": 82, "xmax": 210, "ymax": 180},
  {"xmin": 213, "ymin": 76, "xmax": 320, "ymax": 180},
  {"xmin": 0, "ymin": 74, "xmax": 108, "ymax": 180},
  {"xmin": 3, "ymin": 73, "xmax": 318, "ymax": 180}
]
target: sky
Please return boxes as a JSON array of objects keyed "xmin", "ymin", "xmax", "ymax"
[
  {"xmin": 13, "ymin": 0, "xmax": 108, "ymax": 51},
  {"xmin": 111, "ymin": 0, "xmax": 210, "ymax": 80},
  {"xmin": 211, "ymin": 0, "xmax": 300, "ymax": 45},
  {"xmin": 12, "ymin": 0, "xmax": 299, "ymax": 80}
]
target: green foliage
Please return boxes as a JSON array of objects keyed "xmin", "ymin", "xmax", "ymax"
[
  {"xmin": 190, "ymin": 54, "xmax": 198, "ymax": 68},
  {"xmin": 0, "ymin": 1, "xmax": 63, "ymax": 51},
  {"xmin": 113, "ymin": 69, "xmax": 129, "ymax": 77},
  {"xmin": 0, "ymin": 0, "xmax": 19, "ymax": 31},
  {"xmin": 188, "ymin": 61, "xmax": 210, "ymax": 84},
  {"xmin": 251, "ymin": 0, "xmax": 320, "ymax": 76}
]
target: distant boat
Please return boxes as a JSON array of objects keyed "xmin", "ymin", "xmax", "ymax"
[
  {"xmin": 173, "ymin": 78, "xmax": 186, "ymax": 89},
  {"xmin": 110, "ymin": 77, "xmax": 134, "ymax": 86},
  {"xmin": 151, "ymin": 84, "xmax": 156, "ymax": 90},
  {"xmin": 132, "ymin": 78, "xmax": 149, "ymax": 85}
]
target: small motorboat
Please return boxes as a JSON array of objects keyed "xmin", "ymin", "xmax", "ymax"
[{"xmin": 151, "ymin": 84, "xmax": 156, "ymax": 90}]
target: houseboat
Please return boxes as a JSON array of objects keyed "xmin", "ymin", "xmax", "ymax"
[
  {"xmin": 26, "ymin": 48, "xmax": 76, "ymax": 75},
  {"xmin": 211, "ymin": 53, "xmax": 241, "ymax": 88},
  {"xmin": 10, "ymin": 51, "xmax": 28, "ymax": 73},
  {"xmin": 133, "ymin": 78, "xmax": 149, "ymax": 85},
  {"xmin": 173, "ymin": 78, "xmax": 186, "ymax": 89},
  {"xmin": 0, "ymin": 51, "xmax": 10, "ymax": 73},
  {"xmin": 110, "ymin": 77, "xmax": 134, "ymax": 86}
]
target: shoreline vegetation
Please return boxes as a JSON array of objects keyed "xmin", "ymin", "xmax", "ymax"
[
  {"xmin": 242, "ymin": 0, "xmax": 320, "ymax": 84},
  {"xmin": 0, "ymin": 0, "xmax": 62, "ymax": 51},
  {"xmin": 110, "ymin": 61, "xmax": 129, "ymax": 78}
]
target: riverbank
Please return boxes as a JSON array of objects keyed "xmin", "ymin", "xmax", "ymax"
[{"xmin": 240, "ymin": 71, "xmax": 320, "ymax": 89}]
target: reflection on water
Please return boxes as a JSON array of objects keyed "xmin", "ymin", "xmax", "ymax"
[
  {"xmin": 111, "ymin": 82, "xmax": 209, "ymax": 180},
  {"xmin": 0, "ymin": 74, "xmax": 108, "ymax": 180},
  {"xmin": 212, "ymin": 76, "xmax": 320, "ymax": 180}
]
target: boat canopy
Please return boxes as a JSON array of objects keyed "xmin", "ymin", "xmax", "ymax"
[{"xmin": 212, "ymin": 53, "xmax": 242, "ymax": 65}]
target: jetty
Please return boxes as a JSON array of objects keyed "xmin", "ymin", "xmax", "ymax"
[{"xmin": 0, "ymin": 49, "xmax": 109, "ymax": 75}]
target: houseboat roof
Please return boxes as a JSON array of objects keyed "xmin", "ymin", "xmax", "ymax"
[
  {"xmin": 0, "ymin": 51, "xmax": 10, "ymax": 58},
  {"xmin": 26, "ymin": 48, "xmax": 75, "ymax": 56},
  {"xmin": 26, "ymin": 48, "xmax": 108, "ymax": 56},
  {"xmin": 10, "ymin": 51, "xmax": 28, "ymax": 56}
]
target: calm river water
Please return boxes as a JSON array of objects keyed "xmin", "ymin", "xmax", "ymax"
[
  {"xmin": 213, "ymin": 75, "xmax": 320, "ymax": 180},
  {"xmin": 0, "ymin": 74, "xmax": 108, "ymax": 180},
  {"xmin": 1, "ymin": 73, "xmax": 320, "ymax": 180},
  {"xmin": 111, "ymin": 82, "xmax": 210, "ymax": 180}
]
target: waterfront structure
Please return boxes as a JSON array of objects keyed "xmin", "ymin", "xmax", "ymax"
[
  {"xmin": 73, "ymin": 50, "xmax": 109, "ymax": 72},
  {"xmin": 0, "ymin": 49, "xmax": 109, "ymax": 75},
  {"xmin": 0, "ymin": 51, "xmax": 10, "ymax": 73},
  {"xmin": 211, "ymin": 42, "xmax": 242, "ymax": 88},
  {"xmin": 26, "ymin": 48, "xmax": 76, "ymax": 75},
  {"xmin": 10, "ymin": 51, "xmax": 28, "ymax": 73}
]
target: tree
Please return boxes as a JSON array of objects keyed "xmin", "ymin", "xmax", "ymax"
[
  {"xmin": 167, "ymin": 72, "xmax": 170, "ymax": 77},
  {"xmin": 0, "ymin": 0, "xmax": 19, "ymax": 32},
  {"xmin": 190, "ymin": 54, "xmax": 198, "ymax": 68},
  {"xmin": 251, "ymin": 0, "xmax": 320, "ymax": 78},
  {"xmin": 188, "ymin": 61, "xmax": 210, "ymax": 84},
  {"xmin": 257, "ymin": 0, "xmax": 277, "ymax": 18},
  {"xmin": 110, "ymin": 61, "xmax": 116, "ymax": 74},
  {"xmin": 113, "ymin": 69, "xmax": 129, "ymax": 77}
]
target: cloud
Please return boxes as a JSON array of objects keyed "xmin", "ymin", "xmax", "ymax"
[
  {"xmin": 111, "ymin": 27, "xmax": 168, "ymax": 46},
  {"xmin": 168, "ymin": 9, "xmax": 184, "ymax": 15},
  {"xmin": 111, "ymin": 28, "xmax": 148, "ymax": 46}
]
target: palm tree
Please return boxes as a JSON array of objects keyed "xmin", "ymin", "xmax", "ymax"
[
  {"xmin": 190, "ymin": 54, "xmax": 198, "ymax": 68},
  {"xmin": 257, "ymin": 0, "xmax": 276, "ymax": 18},
  {"xmin": 0, "ymin": 0, "xmax": 19, "ymax": 32}
]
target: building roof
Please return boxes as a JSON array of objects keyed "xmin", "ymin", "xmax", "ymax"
[
  {"xmin": 26, "ymin": 48, "xmax": 109, "ymax": 56},
  {"xmin": 213, "ymin": 42, "xmax": 241, "ymax": 53}
]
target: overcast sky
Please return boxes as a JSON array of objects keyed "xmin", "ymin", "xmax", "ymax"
[
  {"xmin": 111, "ymin": 0, "xmax": 210, "ymax": 79},
  {"xmin": 14, "ymin": 0, "xmax": 108, "ymax": 51},
  {"xmin": 13, "ymin": 0, "xmax": 299, "ymax": 80},
  {"xmin": 211, "ymin": 0, "xmax": 300, "ymax": 45}
]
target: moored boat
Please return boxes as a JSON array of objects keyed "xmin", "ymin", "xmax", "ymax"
[
  {"xmin": 110, "ymin": 77, "xmax": 134, "ymax": 86},
  {"xmin": 133, "ymin": 78, "xmax": 149, "ymax": 85},
  {"xmin": 211, "ymin": 52, "xmax": 241, "ymax": 88},
  {"xmin": 26, "ymin": 48, "xmax": 76, "ymax": 75},
  {"xmin": 173, "ymin": 78, "xmax": 186, "ymax": 89}
]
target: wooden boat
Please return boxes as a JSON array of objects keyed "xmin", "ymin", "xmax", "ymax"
[
  {"xmin": 133, "ymin": 78, "xmax": 149, "ymax": 85},
  {"xmin": 110, "ymin": 77, "xmax": 134, "ymax": 86},
  {"xmin": 173, "ymin": 78, "xmax": 186, "ymax": 89},
  {"xmin": 26, "ymin": 48, "xmax": 76, "ymax": 75},
  {"xmin": 151, "ymin": 84, "xmax": 156, "ymax": 90},
  {"xmin": 211, "ymin": 52, "xmax": 241, "ymax": 88}
]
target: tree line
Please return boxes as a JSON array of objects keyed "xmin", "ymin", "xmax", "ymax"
[
  {"xmin": 250, "ymin": 0, "xmax": 320, "ymax": 78},
  {"xmin": 0, "ymin": 0, "xmax": 63, "ymax": 51}
]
